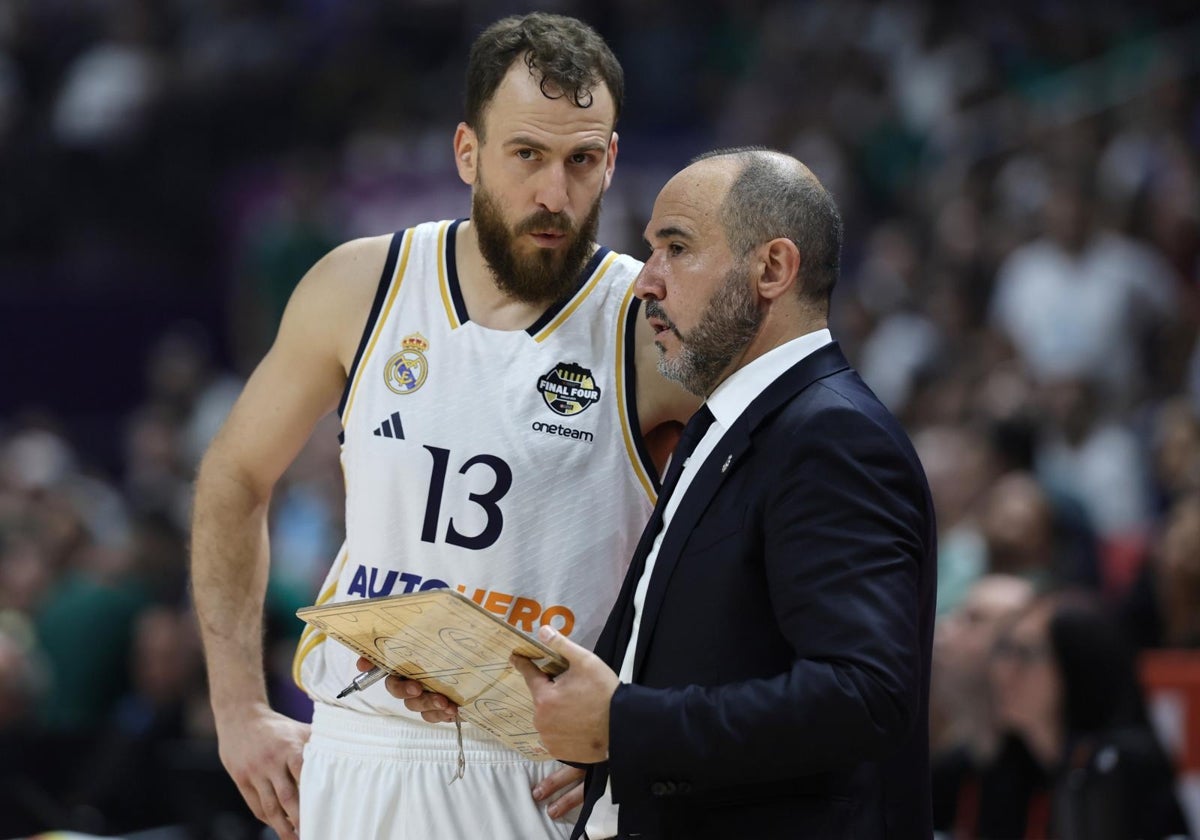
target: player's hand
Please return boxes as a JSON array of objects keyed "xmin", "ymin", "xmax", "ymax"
[
  {"xmin": 214, "ymin": 702, "xmax": 309, "ymax": 840},
  {"xmin": 356, "ymin": 655, "xmax": 459, "ymax": 722},
  {"xmin": 512, "ymin": 625, "xmax": 618, "ymax": 763},
  {"xmin": 533, "ymin": 763, "xmax": 587, "ymax": 821}
]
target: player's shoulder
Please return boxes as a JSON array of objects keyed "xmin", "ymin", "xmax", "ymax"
[
  {"xmin": 313, "ymin": 233, "xmax": 395, "ymax": 276},
  {"xmin": 283, "ymin": 234, "xmax": 396, "ymax": 332},
  {"xmin": 586, "ymin": 247, "xmax": 643, "ymax": 302},
  {"xmin": 300, "ymin": 231, "xmax": 411, "ymax": 298},
  {"xmin": 302, "ymin": 219, "xmax": 464, "ymax": 302},
  {"xmin": 320, "ymin": 217, "xmax": 455, "ymax": 261},
  {"xmin": 603, "ymin": 247, "xmax": 644, "ymax": 278}
]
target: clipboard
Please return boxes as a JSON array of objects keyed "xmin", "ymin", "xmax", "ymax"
[{"xmin": 297, "ymin": 588, "xmax": 568, "ymax": 760}]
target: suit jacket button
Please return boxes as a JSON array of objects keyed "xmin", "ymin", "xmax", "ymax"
[
  {"xmin": 677, "ymin": 782, "xmax": 693, "ymax": 794},
  {"xmin": 650, "ymin": 781, "xmax": 674, "ymax": 797}
]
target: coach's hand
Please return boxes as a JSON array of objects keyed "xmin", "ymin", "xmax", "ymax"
[
  {"xmin": 356, "ymin": 656, "xmax": 459, "ymax": 722},
  {"xmin": 512, "ymin": 626, "xmax": 618, "ymax": 763}
]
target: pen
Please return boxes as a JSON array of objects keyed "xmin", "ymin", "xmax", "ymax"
[{"xmin": 337, "ymin": 666, "xmax": 387, "ymax": 699}]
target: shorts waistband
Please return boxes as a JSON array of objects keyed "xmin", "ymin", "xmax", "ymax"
[{"xmin": 310, "ymin": 701, "xmax": 533, "ymax": 765}]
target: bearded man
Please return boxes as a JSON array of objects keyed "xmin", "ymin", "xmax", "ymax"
[
  {"xmin": 509, "ymin": 148, "xmax": 939, "ymax": 840},
  {"xmin": 189, "ymin": 14, "xmax": 695, "ymax": 840}
]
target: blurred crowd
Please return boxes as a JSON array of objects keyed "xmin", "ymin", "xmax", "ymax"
[{"xmin": 1, "ymin": 0, "xmax": 1199, "ymax": 837}]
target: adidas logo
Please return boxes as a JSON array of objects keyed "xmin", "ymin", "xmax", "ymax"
[{"xmin": 373, "ymin": 411, "xmax": 405, "ymax": 439}]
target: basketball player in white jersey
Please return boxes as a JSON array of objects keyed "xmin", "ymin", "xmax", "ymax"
[{"xmin": 190, "ymin": 13, "xmax": 696, "ymax": 840}]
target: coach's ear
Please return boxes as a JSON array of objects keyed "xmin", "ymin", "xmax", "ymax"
[
  {"xmin": 756, "ymin": 237, "xmax": 801, "ymax": 301},
  {"xmin": 454, "ymin": 123, "xmax": 478, "ymax": 186}
]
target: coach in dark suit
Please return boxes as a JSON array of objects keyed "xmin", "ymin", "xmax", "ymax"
[{"xmin": 513, "ymin": 147, "xmax": 937, "ymax": 840}]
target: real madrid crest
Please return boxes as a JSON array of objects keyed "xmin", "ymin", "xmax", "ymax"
[
  {"xmin": 384, "ymin": 333, "xmax": 430, "ymax": 395},
  {"xmin": 537, "ymin": 362, "xmax": 601, "ymax": 416}
]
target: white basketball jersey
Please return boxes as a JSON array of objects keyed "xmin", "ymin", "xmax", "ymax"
[{"xmin": 294, "ymin": 219, "xmax": 658, "ymax": 718}]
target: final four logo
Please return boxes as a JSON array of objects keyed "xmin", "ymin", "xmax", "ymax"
[
  {"xmin": 537, "ymin": 362, "xmax": 601, "ymax": 416},
  {"xmin": 384, "ymin": 333, "xmax": 430, "ymax": 395}
]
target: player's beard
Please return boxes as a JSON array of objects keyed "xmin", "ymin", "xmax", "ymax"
[
  {"xmin": 647, "ymin": 260, "xmax": 763, "ymax": 396},
  {"xmin": 473, "ymin": 178, "xmax": 602, "ymax": 305}
]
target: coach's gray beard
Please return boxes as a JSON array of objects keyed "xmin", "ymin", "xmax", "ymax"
[{"xmin": 656, "ymin": 262, "xmax": 762, "ymax": 396}]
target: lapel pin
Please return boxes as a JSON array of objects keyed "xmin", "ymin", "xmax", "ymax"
[{"xmin": 721, "ymin": 454, "xmax": 732, "ymax": 473}]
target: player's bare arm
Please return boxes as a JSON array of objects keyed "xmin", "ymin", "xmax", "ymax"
[{"xmin": 190, "ymin": 235, "xmax": 388, "ymax": 839}]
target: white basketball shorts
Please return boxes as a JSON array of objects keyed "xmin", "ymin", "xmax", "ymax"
[{"xmin": 300, "ymin": 702, "xmax": 577, "ymax": 839}]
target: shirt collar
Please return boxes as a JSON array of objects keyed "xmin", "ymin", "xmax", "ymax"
[{"xmin": 705, "ymin": 328, "xmax": 833, "ymax": 430}]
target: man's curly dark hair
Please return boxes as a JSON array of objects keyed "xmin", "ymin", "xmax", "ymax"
[{"xmin": 465, "ymin": 12, "xmax": 623, "ymax": 139}]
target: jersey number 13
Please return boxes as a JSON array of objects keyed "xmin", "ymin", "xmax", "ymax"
[{"xmin": 420, "ymin": 445, "xmax": 512, "ymax": 550}]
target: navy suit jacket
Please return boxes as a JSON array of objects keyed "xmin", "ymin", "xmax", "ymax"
[{"xmin": 574, "ymin": 343, "xmax": 937, "ymax": 839}]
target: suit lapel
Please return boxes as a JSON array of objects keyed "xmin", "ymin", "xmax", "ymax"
[
  {"xmin": 630, "ymin": 342, "xmax": 852, "ymax": 678},
  {"xmin": 630, "ymin": 425, "xmax": 748, "ymax": 675}
]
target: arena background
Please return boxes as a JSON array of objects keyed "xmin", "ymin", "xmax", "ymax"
[{"xmin": 0, "ymin": 1, "xmax": 1198, "ymax": 837}]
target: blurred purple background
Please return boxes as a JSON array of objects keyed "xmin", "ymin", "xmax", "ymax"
[{"xmin": 1, "ymin": 1, "xmax": 1199, "ymax": 837}]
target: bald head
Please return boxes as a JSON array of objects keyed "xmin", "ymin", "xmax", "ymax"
[
  {"xmin": 637, "ymin": 147, "xmax": 842, "ymax": 393},
  {"xmin": 685, "ymin": 148, "xmax": 843, "ymax": 309}
]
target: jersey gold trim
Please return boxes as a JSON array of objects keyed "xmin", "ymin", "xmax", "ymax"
[
  {"xmin": 337, "ymin": 234, "xmax": 403, "ymax": 426},
  {"xmin": 617, "ymin": 281, "xmax": 657, "ymax": 504},
  {"xmin": 533, "ymin": 251, "xmax": 618, "ymax": 343},
  {"xmin": 436, "ymin": 221, "xmax": 460, "ymax": 330},
  {"xmin": 292, "ymin": 545, "xmax": 350, "ymax": 690},
  {"xmin": 342, "ymin": 229, "xmax": 415, "ymax": 430}
]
